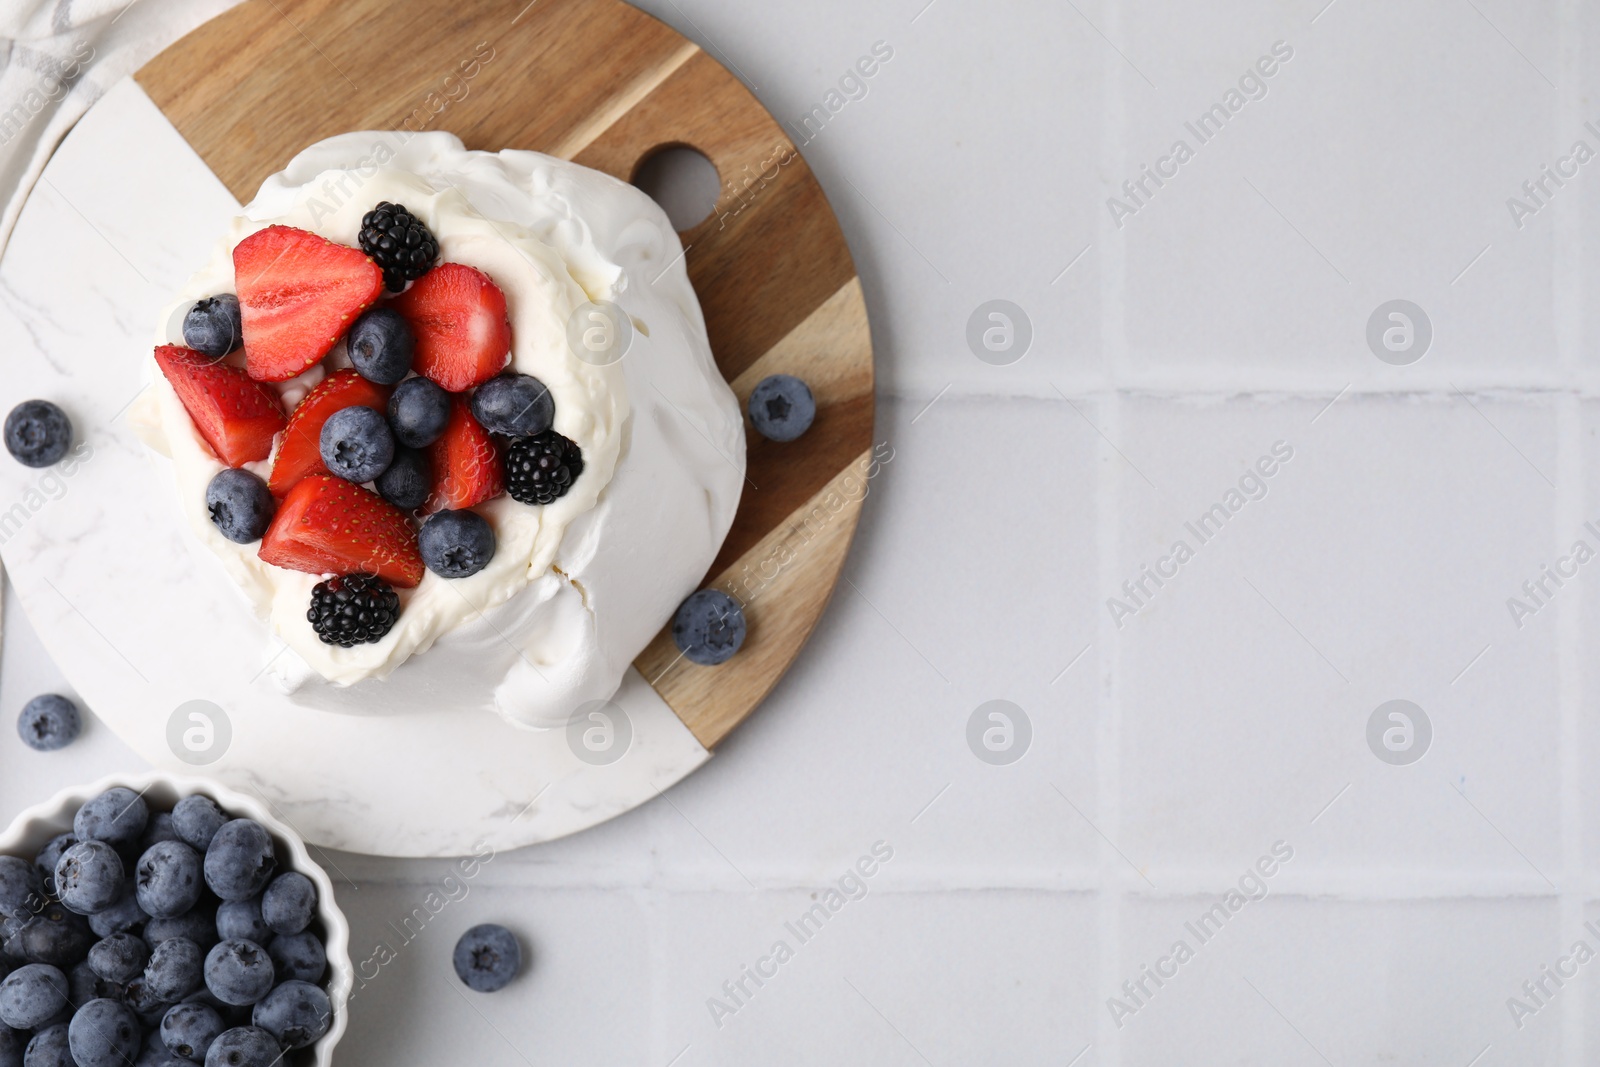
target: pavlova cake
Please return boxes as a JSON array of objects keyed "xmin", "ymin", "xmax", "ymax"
[{"xmin": 132, "ymin": 132, "xmax": 746, "ymax": 730}]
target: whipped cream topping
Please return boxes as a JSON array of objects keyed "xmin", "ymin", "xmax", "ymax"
[{"xmin": 132, "ymin": 132, "xmax": 744, "ymax": 729}]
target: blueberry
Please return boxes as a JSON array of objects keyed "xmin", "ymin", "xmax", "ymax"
[
  {"xmin": 202, "ymin": 942, "xmax": 272, "ymax": 1007},
  {"xmin": 141, "ymin": 814, "xmax": 181, "ymax": 851},
  {"xmin": 201, "ymin": 1026, "xmax": 279, "ymax": 1067},
  {"xmin": 213, "ymin": 900, "xmax": 270, "ymax": 946},
  {"xmin": 387, "ymin": 376, "xmax": 450, "ymax": 448},
  {"xmin": 181, "ymin": 295, "xmax": 242, "ymax": 360},
  {"xmin": 0, "ymin": 860, "xmax": 41, "ymax": 921},
  {"xmin": 144, "ymin": 904, "xmax": 218, "ymax": 954},
  {"xmin": 122, "ymin": 975, "xmax": 173, "ymax": 1021},
  {"xmin": 670, "ymin": 589, "xmax": 746, "ymax": 666},
  {"xmin": 75, "ymin": 789, "xmax": 149, "ymax": 849},
  {"xmin": 135, "ymin": 842, "xmax": 203, "ymax": 921},
  {"xmin": 182, "ymin": 989, "xmax": 249, "ymax": 1031},
  {"xmin": 3, "ymin": 401, "xmax": 71, "ymax": 468},
  {"xmin": 251, "ymin": 980, "xmax": 329, "ymax": 1050},
  {"xmin": 161, "ymin": 1001, "xmax": 223, "ymax": 1062},
  {"xmin": 0, "ymin": 964, "xmax": 67, "ymax": 1028},
  {"xmin": 33, "ymin": 836, "xmax": 74, "ymax": 898},
  {"xmin": 375, "ymin": 446, "xmax": 431, "ymax": 511},
  {"xmin": 171, "ymin": 797, "xmax": 229, "ymax": 854},
  {"xmin": 452, "ymin": 924, "xmax": 521, "ymax": 993},
  {"xmin": 747, "ymin": 374, "xmax": 815, "ymax": 442},
  {"xmin": 259, "ymin": 874, "xmax": 314, "ymax": 937},
  {"xmin": 54, "ymin": 842, "xmax": 124, "ymax": 916},
  {"xmin": 470, "ymin": 373, "xmax": 553, "ymax": 437},
  {"xmin": 418, "ymin": 509, "xmax": 495, "ymax": 579},
  {"xmin": 15, "ymin": 695, "xmax": 80, "ymax": 753},
  {"xmin": 68, "ymin": 998, "xmax": 141, "ymax": 1067},
  {"xmin": 202, "ymin": 822, "xmax": 275, "ymax": 903},
  {"xmin": 320, "ymin": 405, "xmax": 394, "ymax": 484},
  {"xmin": 143, "ymin": 938, "xmax": 202, "ymax": 1002},
  {"xmin": 87, "ymin": 883, "xmax": 148, "ymax": 938},
  {"xmin": 265, "ymin": 933, "xmax": 324, "ymax": 985},
  {"xmin": 88, "ymin": 932, "xmax": 149, "ymax": 985},
  {"xmin": 15, "ymin": 906, "xmax": 91, "ymax": 967},
  {"xmin": 204, "ymin": 470, "xmax": 275, "ymax": 545},
  {"xmin": 68, "ymin": 960, "xmax": 121, "ymax": 1007},
  {"xmin": 347, "ymin": 307, "xmax": 415, "ymax": 385},
  {"xmin": 22, "ymin": 1022, "xmax": 69, "ymax": 1067}
]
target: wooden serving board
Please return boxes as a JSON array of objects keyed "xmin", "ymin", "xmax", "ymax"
[{"xmin": 135, "ymin": 0, "xmax": 874, "ymax": 749}]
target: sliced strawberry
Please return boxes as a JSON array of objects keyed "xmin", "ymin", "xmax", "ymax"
[
  {"xmin": 259, "ymin": 475, "xmax": 424, "ymax": 588},
  {"xmin": 425, "ymin": 398, "xmax": 503, "ymax": 513},
  {"xmin": 268, "ymin": 369, "xmax": 391, "ymax": 497},
  {"xmin": 390, "ymin": 263, "xmax": 511, "ymax": 391},
  {"xmin": 153, "ymin": 345, "xmax": 286, "ymax": 467},
  {"xmin": 235, "ymin": 225, "xmax": 383, "ymax": 382}
]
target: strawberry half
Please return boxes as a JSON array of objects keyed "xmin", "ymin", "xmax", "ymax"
[
  {"xmin": 259, "ymin": 475, "xmax": 424, "ymax": 588},
  {"xmin": 153, "ymin": 345, "xmax": 286, "ymax": 467},
  {"xmin": 426, "ymin": 397, "xmax": 503, "ymax": 513},
  {"xmin": 235, "ymin": 225, "xmax": 383, "ymax": 382},
  {"xmin": 390, "ymin": 263, "xmax": 511, "ymax": 391},
  {"xmin": 268, "ymin": 369, "xmax": 390, "ymax": 497}
]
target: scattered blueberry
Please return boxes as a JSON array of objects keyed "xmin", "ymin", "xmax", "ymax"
[
  {"xmin": 144, "ymin": 906, "xmax": 217, "ymax": 953},
  {"xmin": 135, "ymin": 842, "xmax": 203, "ymax": 920},
  {"xmin": 16, "ymin": 906, "xmax": 92, "ymax": 967},
  {"xmin": 202, "ymin": 822, "xmax": 275, "ymax": 903},
  {"xmin": 67, "ymin": 961, "xmax": 121, "ymax": 1010},
  {"xmin": 320, "ymin": 405, "xmax": 394, "ymax": 484},
  {"xmin": 74, "ymin": 789, "xmax": 149, "ymax": 849},
  {"xmin": 259, "ymin": 874, "xmax": 314, "ymax": 938},
  {"xmin": 671, "ymin": 589, "xmax": 747, "ymax": 666},
  {"xmin": 347, "ymin": 307, "xmax": 415, "ymax": 385},
  {"xmin": 87, "ymin": 884, "xmax": 148, "ymax": 939},
  {"xmin": 88, "ymin": 932, "xmax": 149, "ymax": 985},
  {"xmin": 213, "ymin": 900, "xmax": 270, "ymax": 946},
  {"xmin": 15, "ymin": 696, "xmax": 80, "ymax": 753},
  {"xmin": 204, "ymin": 470, "xmax": 275, "ymax": 545},
  {"xmin": 202, "ymin": 1026, "xmax": 279, "ymax": 1067},
  {"xmin": 202, "ymin": 941, "xmax": 273, "ymax": 1008},
  {"xmin": 375, "ymin": 446, "xmax": 431, "ymax": 511},
  {"xmin": 54, "ymin": 842, "xmax": 124, "ymax": 916},
  {"xmin": 0, "ymin": 964, "xmax": 68, "ymax": 1029},
  {"xmin": 251, "ymin": 980, "xmax": 329, "ymax": 1050},
  {"xmin": 32, "ymin": 836, "xmax": 74, "ymax": 898},
  {"xmin": 3, "ymin": 401, "xmax": 71, "ymax": 469},
  {"xmin": 470, "ymin": 373, "xmax": 554, "ymax": 437},
  {"xmin": 266, "ymin": 934, "xmax": 324, "ymax": 985},
  {"xmin": 141, "ymin": 814, "xmax": 181, "ymax": 851},
  {"xmin": 418, "ymin": 510, "xmax": 495, "ymax": 579},
  {"xmin": 161, "ymin": 1001, "xmax": 223, "ymax": 1063},
  {"xmin": 68, "ymin": 998, "xmax": 141, "ymax": 1067},
  {"xmin": 144, "ymin": 938, "xmax": 202, "ymax": 1002},
  {"xmin": 22, "ymin": 1021, "xmax": 69, "ymax": 1067},
  {"xmin": 747, "ymin": 374, "xmax": 815, "ymax": 442},
  {"xmin": 452, "ymin": 924, "xmax": 521, "ymax": 993},
  {"xmin": 0, "ymin": 860, "xmax": 40, "ymax": 921},
  {"xmin": 122, "ymin": 976, "xmax": 172, "ymax": 1021},
  {"xmin": 171, "ymin": 797, "xmax": 228, "ymax": 854},
  {"xmin": 387, "ymin": 376, "xmax": 451, "ymax": 448},
  {"xmin": 181, "ymin": 296, "xmax": 242, "ymax": 360}
]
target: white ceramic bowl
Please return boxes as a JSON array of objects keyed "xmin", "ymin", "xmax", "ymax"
[{"xmin": 0, "ymin": 772, "xmax": 352, "ymax": 1065}]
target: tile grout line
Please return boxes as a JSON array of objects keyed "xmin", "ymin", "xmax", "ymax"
[{"xmin": 1097, "ymin": 1, "xmax": 1129, "ymax": 1060}]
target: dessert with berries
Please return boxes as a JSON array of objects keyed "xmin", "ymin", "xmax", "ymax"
[{"xmin": 134, "ymin": 132, "xmax": 745, "ymax": 729}]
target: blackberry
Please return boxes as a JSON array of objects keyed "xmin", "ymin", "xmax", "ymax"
[
  {"xmin": 504, "ymin": 431, "xmax": 584, "ymax": 506},
  {"xmin": 358, "ymin": 201, "xmax": 438, "ymax": 292},
  {"xmin": 306, "ymin": 575, "xmax": 399, "ymax": 647}
]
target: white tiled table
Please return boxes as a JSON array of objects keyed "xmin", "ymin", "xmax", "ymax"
[{"xmin": 2, "ymin": 0, "xmax": 1592, "ymax": 1063}]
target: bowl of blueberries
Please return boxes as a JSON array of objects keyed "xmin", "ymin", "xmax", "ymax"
[{"xmin": 0, "ymin": 773, "xmax": 351, "ymax": 1066}]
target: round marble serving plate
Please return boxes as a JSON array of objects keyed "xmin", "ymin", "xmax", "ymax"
[
  {"xmin": 0, "ymin": 772, "xmax": 354, "ymax": 1066},
  {"xmin": 0, "ymin": 0, "xmax": 874, "ymax": 856}
]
